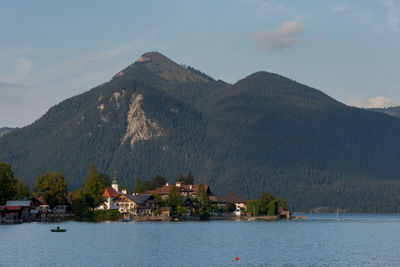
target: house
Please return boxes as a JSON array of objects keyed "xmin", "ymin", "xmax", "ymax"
[
  {"xmin": 96, "ymin": 177, "xmax": 120, "ymax": 210},
  {"xmin": 145, "ymin": 182, "xmax": 211, "ymax": 199},
  {"xmin": 114, "ymin": 194, "xmax": 157, "ymax": 216},
  {"xmin": 209, "ymin": 195, "xmax": 247, "ymax": 216},
  {"xmin": 4, "ymin": 200, "xmax": 32, "ymax": 222},
  {"xmin": 52, "ymin": 197, "xmax": 70, "ymax": 214}
]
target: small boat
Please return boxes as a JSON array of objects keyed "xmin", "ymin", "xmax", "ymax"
[
  {"xmin": 334, "ymin": 208, "xmax": 342, "ymax": 221},
  {"xmin": 51, "ymin": 227, "xmax": 66, "ymax": 232},
  {"xmin": 120, "ymin": 218, "xmax": 132, "ymax": 222},
  {"xmin": 173, "ymin": 218, "xmax": 179, "ymax": 221}
]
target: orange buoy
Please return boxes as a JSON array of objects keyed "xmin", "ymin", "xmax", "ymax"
[{"xmin": 235, "ymin": 257, "xmax": 240, "ymax": 261}]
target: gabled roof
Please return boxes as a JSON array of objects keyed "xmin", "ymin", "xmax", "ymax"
[
  {"xmin": 209, "ymin": 195, "xmax": 247, "ymax": 204},
  {"xmin": 116, "ymin": 194, "xmax": 154, "ymax": 205},
  {"xmin": 5, "ymin": 200, "xmax": 31, "ymax": 207},
  {"xmin": 132, "ymin": 194, "xmax": 153, "ymax": 204},
  {"xmin": 103, "ymin": 187, "xmax": 119, "ymax": 198}
]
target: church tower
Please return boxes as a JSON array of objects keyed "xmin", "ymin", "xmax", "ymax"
[{"xmin": 112, "ymin": 176, "xmax": 119, "ymax": 193}]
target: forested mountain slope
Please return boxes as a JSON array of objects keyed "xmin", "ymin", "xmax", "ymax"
[{"xmin": 1, "ymin": 52, "xmax": 400, "ymax": 212}]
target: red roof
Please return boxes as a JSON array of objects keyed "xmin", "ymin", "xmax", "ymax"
[
  {"xmin": 103, "ymin": 187, "xmax": 119, "ymax": 198},
  {"xmin": 6, "ymin": 206, "xmax": 22, "ymax": 211}
]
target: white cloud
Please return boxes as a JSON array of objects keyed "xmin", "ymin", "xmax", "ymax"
[
  {"xmin": 331, "ymin": 4, "xmax": 349, "ymax": 13},
  {"xmin": 382, "ymin": 0, "xmax": 399, "ymax": 31},
  {"xmin": 254, "ymin": 21, "xmax": 303, "ymax": 50},
  {"xmin": 346, "ymin": 96, "xmax": 395, "ymax": 108},
  {"xmin": 0, "ymin": 57, "xmax": 33, "ymax": 83},
  {"xmin": 244, "ymin": 0, "xmax": 286, "ymax": 13}
]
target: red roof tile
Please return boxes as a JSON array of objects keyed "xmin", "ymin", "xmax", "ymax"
[
  {"xmin": 103, "ymin": 187, "xmax": 119, "ymax": 198},
  {"xmin": 6, "ymin": 206, "xmax": 22, "ymax": 211}
]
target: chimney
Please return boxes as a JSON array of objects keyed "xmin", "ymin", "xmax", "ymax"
[
  {"xmin": 166, "ymin": 182, "xmax": 169, "ymax": 186},
  {"xmin": 176, "ymin": 181, "xmax": 182, "ymax": 187},
  {"xmin": 190, "ymin": 185, "xmax": 192, "ymax": 189}
]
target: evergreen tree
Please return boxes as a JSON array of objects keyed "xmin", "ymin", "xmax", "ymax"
[
  {"xmin": 134, "ymin": 177, "xmax": 142, "ymax": 194},
  {"xmin": 34, "ymin": 172, "xmax": 67, "ymax": 209}
]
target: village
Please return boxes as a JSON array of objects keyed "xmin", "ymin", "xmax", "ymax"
[{"xmin": 0, "ymin": 177, "xmax": 291, "ymax": 224}]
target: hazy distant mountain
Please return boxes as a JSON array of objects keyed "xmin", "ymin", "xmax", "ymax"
[
  {"xmin": 2, "ymin": 52, "xmax": 400, "ymax": 212},
  {"xmin": 0, "ymin": 127, "xmax": 16, "ymax": 138},
  {"xmin": 369, "ymin": 106, "xmax": 400, "ymax": 118}
]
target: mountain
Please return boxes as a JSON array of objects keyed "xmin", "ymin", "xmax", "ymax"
[
  {"xmin": 0, "ymin": 127, "xmax": 17, "ymax": 138},
  {"xmin": 1, "ymin": 51, "xmax": 400, "ymax": 213},
  {"xmin": 369, "ymin": 106, "xmax": 400, "ymax": 118}
]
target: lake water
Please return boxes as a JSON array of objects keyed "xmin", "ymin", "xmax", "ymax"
[{"xmin": 1, "ymin": 214, "xmax": 400, "ymax": 266}]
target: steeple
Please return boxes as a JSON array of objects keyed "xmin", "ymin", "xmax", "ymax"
[{"xmin": 112, "ymin": 175, "xmax": 119, "ymax": 193}]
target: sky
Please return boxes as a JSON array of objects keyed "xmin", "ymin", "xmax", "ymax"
[{"xmin": 1, "ymin": 0, "xmax": 400, "ymax": 127}]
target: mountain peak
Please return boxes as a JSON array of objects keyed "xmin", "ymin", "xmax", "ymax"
[{"xmin": 133, "ymin": 51, "xmax": 211, "ymax": 83}]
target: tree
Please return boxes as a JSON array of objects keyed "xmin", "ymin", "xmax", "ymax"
[
  {"xmin": 84, "ymin": 169, "xmax": 105, "ymax": 210},
  {"xmin": 176, "ymin": 171, "xmax": 194, "ymax": 185},
  {"xmin": 167, "ymin": 186, "xmax": 183, "ymax": 211},
  {"xmin": 0, "ymin": 163, "xmax": 17, "ymax": 205},
  {"xmin": 247, "ymin": 199, "xmax": 260, "ymax": 216},
  {"xmin": 14, "ymin": 180, "xmax": 30, "ymax": 200},
  {"xmin": 34, "ymin": 172, "xmax": 67, "ymax": 209},
  {"xmin": 142, "ymin": 180, "xmax": 155, "ymax": 191},
  {"xmin": 153, "ymin": 175, "xmax": 167, "ymax": 188},
  {"xmin": 267, "ymin": 200, "xmax": 278, "ymax": 216},
  {"xmin": 195, "ymin": 182, "xmax": 210, "ymax": 219},
  {"xmin": 259, "ymin": 192, "xmax": 275, "ymax": 215},
  {"xmin": 134, "ymin": 177, "xmax": 142, "ymax": 194}
]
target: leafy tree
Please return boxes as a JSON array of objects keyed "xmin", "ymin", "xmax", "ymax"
[
  {"xmin": 247, "ymin": 199, "xmax": 260, "ymax": 216},
  {"xmin": 0, "ymin": 163, "xmax": 17, "ymax": 205},
  {"xmin": 153, "ymin": 175, "xmax": 167, "ymax": 188},
  {"xmin": 167, "ymin": 186, "xmax": 183, "ymax": 211},
  {"xmin": 14, "ymin": 180, "xmax": 30, "ymax": 200},
  {"xmin": 134, "ymin": 177, "xmax": 142, "ymax": 194},
  {"xmin": 267, "ymin": 200, "xmax": 278, "ymax": 216},
  {"xmin": 211, "ymin": 203, "xmax": 218, "ymax": 213},
  {"xmin": 142, "ymin": 180, "xmax": 155, "ymax": 191},
  {"xmin": 84, "ymin": 166, "xmax": 105, "ymax": 210},
  {"xmin": 34, "ymin": 172, "xmax": 67, "ymax": 209},
  {"xmin": 259, "ymin": 192, "xmax": 275, "ymax": 215},
  {"xmin": 176, "ymin": 206, "xmax": 186, "ymax": 216},
  {"xmin": 195, "ymin": 182, "xmax": 210, "ymax": 219}
]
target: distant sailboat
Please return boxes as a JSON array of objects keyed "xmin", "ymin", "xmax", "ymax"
[{"xmin": 334, "ymin": 208, "xmax": 342, "ymax": 221}]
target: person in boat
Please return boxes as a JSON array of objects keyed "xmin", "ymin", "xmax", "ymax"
[{"xmin": 57, "ymin": 226, "xmax": 60, "ymax": 230}]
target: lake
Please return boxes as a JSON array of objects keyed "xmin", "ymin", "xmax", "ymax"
[{"xmin": 1, "ymin": 214, "xmax": 400, "ymax": 266}]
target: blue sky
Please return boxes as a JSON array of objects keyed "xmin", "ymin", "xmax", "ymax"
[{"xmin": 1, "ymin": 0, "xmax": 399, "ymax": 127}]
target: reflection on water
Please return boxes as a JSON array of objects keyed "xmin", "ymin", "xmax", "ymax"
[{"xmin": 1, "ymin": 214, "xmax": 400, "ymax": 266}]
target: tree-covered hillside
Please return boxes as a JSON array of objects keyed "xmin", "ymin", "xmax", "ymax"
[
  {"xmin": 1, "ymin": 52, "xmax": 400, "ymax": 212},
  {"xmin": 0, "ymin": 127, "xmax": 16, "ymax": 138},
  {"xmin": 369, "ymin": 106, "xmax": 400, "ymax": 119}
]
